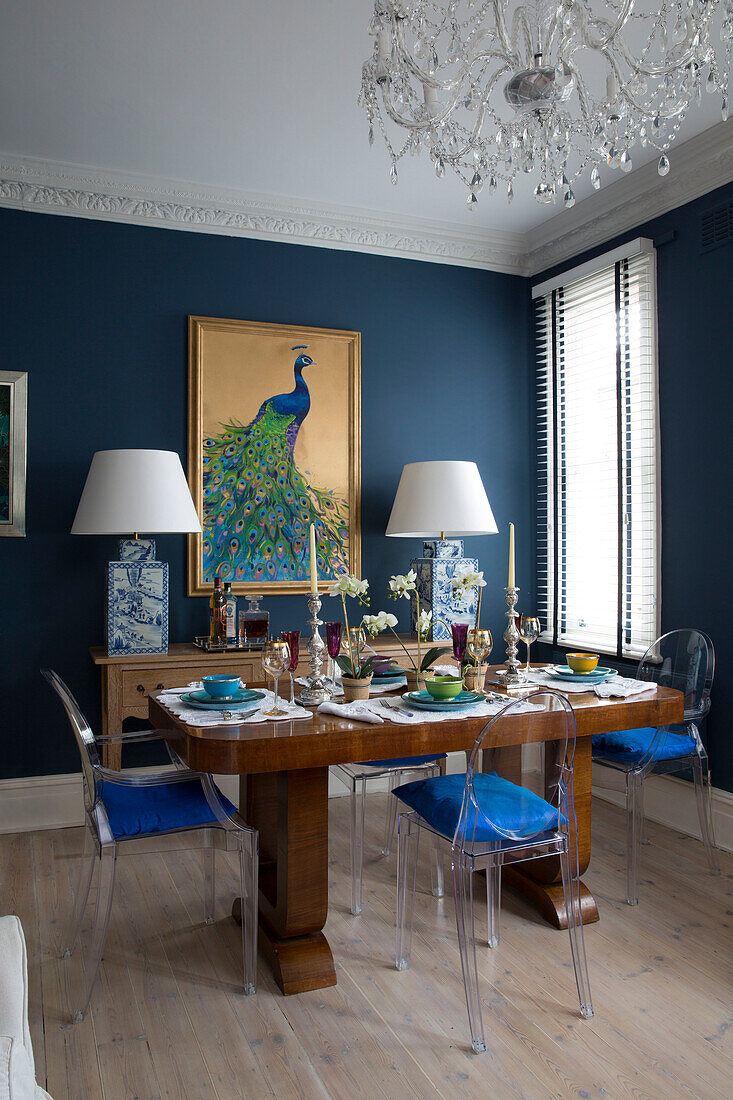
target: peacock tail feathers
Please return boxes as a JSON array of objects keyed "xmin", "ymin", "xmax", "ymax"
[{"xmin": 203, "ymin": 401, "xmax": 349, "ymax": 583}]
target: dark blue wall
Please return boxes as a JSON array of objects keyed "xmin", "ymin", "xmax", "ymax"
[
  {"xmin": 532, "ymin": 180, "xmax": 733, "ymax": 793},
  {"xmin": 0, "ymin": 207, "xmax": 531, "ymax": 780}
]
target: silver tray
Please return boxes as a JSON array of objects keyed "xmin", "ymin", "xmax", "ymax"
[{"xmin": 193, "ymin": 636, "xmax": 262, "ymax": 653}]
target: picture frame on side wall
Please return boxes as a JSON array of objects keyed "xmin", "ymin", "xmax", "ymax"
[
  {"xmin": 187, "ymin": 316, "xmax": 361, "ymax": 596},
  {"xmin": 0, "ymin": 370, "xmax": 28, "ymax": 537}
]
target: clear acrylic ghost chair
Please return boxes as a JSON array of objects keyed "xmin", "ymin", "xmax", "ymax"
[
  {"xmin": 394, "ymin": 691, "xmax": 593, "ymax": 1055},
  {"xmin": 42, "ymin": 668, "xmax": 258, "ymax": 1022},
  {"xmin": 592, "ymin": 629, "xmax": 719, "ymax": 905},
  {"xmin": 332, "ymin": 753, "xmax": 446, "ymax": 915}
]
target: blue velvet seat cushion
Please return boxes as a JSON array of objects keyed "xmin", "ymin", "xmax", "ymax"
[
  {"xmin": 592, "ymin": 726, "xmax": 697, "ymax": 764},
  {"xmin": 393, "ymin": 771, "xmax": 561, "ymax": 842},
  {"xmin": 100, "ymin": 778, "xmax": 236, "ymax": 840},
  {"xmin": 354, "ymin": 753, "xmax": 447, "ymax": 769}
]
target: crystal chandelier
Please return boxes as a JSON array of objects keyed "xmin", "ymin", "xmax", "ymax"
[{"xmin": 360, "ymin": 1, "xmax": 732, "ymax": 208}]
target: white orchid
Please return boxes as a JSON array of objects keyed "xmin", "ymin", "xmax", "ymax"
[
  {"xmin": 362, "ymin": 611, "xmax": 399, "ymax": 637},
  {"xmin": 329, "ymin": 573, "xmax": 369, "ymax": 600},
  {"xmin": 389, "ymin": 569, "xmax": 417, "ymax": 599},
  {"xmin": 452, "ymin": 568, "xmax": 487, "ymax": 596},
  {"xmin": 417, "ymin": 609, "xmax": 433, "ymax": 639}
]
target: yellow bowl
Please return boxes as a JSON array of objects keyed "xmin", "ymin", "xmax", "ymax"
[{"xmin": 566, "ymin": 652, "xmax": 600, "ymax": 673}]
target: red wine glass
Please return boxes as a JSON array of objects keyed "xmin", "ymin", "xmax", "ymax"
[
  {"xmin": 451, "ymin": 622, "xmax": 469, "ymax": 666},
  {"xmin": 280, "ymin": 630, "xmax": 300, "ymax": 705},
  {"xmin": 325, "ymin": 621, "xmax": 342, "ymax": 686}
]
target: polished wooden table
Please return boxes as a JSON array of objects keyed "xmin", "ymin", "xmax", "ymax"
[
  {"xmin": 92, "ymin": 636, "xmax": 424, "ymax": 771},
  {"xmin": 149, "ymin": 672, "xmax": 682, "ymax": 996}
]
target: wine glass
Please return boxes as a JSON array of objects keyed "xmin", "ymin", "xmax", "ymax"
[
  {"xmin": 467, "ymin": 628, "xmax": 493, "ymax": 665},
  {"xmin": 518, "ymin": 614, "xmax": 541, "ymax": 672},
  {"xmin": 280, "ymin": 630, "xmax": 300, "ymax": 705},
  {"xmin": 325, "ymin": 621, "xmax": 342, "ymax": 686},
  {"xmin": 261, "ymin": 639, "xmax": 290, "ymax": 717},
  {"xmin": 451, "ymin": 622, "xmax": 469, "ymax": 667},
  {"xmin": 466, "ymin": 628, "xmax": 493, "ymax": 693}
]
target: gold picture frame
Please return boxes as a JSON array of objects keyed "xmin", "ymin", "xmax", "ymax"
[{"xmin": 187, "ymin": 316, "xmax": 361, "ymax": 596}]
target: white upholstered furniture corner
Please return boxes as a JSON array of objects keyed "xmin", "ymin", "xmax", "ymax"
[{"xmin": 0, "ymin": 916, "xmax": 52, "ymax": 1100}]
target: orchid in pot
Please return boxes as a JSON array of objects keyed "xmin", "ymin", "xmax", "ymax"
[
  {"xmin": 329, "ymin": 574, "xmax": 395, "ymax": 700},
  {"xmin": 387, "ymin": 570, "xmax": 451, "ymax": 689}
]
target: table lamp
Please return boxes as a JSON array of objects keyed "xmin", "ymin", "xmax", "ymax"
[
  {"xmin": 386, "ymin": 460, "xmax": 497, "ymax": 640},
  {"xmin": 72, "ymin": 449, "xmax": 202, "ymax": 655}
]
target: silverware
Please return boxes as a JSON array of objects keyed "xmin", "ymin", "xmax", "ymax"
[{"xmin": 380, "ymin": 699, "xmax": 415, "ymax": 718}]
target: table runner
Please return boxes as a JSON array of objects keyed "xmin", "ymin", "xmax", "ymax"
[{"xmin": 523, "ymin": 669, "xmax": 657, "ymax": 698}]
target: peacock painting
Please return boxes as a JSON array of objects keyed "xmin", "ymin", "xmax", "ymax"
[{"xmin": 202, "ymin": 345, "xmax": 351, "ymax": 585}]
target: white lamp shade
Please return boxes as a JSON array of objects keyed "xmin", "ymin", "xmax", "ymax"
[
  {"xmin": 71, "ymin": 449, "xmax": 202, "ymax": 535},
  {"xmin": 386, "ymin": 460, "xmax": 497, "ymax": 537}
]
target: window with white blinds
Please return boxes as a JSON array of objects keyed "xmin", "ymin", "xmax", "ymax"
[{"xmin": 534, "ymin": 240, "xmax": 660, "ymax": 659}]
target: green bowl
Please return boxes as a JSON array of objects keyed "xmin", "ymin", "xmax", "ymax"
[{"xmin": 425, "ymin": 675, "xmax": 464, "ymax": 700}]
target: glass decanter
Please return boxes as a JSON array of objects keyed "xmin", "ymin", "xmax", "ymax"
[{"xmin": 238, "ymin": 595, "xmax": 269, "ymax": 648}]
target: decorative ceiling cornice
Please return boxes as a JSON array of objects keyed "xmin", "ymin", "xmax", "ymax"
[
  {"xmin": 0, "ymin": 122, "xmax": 731, "ymax": 279},
  {"xmin": 0, "ymin": 155, "xmax": 526, "ymax": 275},
  {"xmin": 524, "ymin": 120, "xmax": 733, "ymax": 276}
]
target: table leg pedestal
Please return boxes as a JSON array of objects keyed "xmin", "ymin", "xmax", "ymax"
[
  {"xmin": 501, "ymin": 869, "xmax": 598, "ymax": 929},
  {"xmin": 490, "ymin": 738, "xmax": 600, "ymax": 929},
  {"xmin": 234, "ymin": 766, "xmax": 336, "ymax": 995}
]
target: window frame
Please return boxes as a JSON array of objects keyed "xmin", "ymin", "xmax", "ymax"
[{"xmin": 532, "ymin": 238, "xmax": 661, "ymax": 661}]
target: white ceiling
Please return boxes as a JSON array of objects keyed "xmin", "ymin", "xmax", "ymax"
[{"xmin": 0, "ymin": 0, "xmax": 729, "ymax": 241}]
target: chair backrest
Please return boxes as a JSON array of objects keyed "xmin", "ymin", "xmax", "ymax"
[
  {"xmin": 455, "ymin": 691, "xmax": 576, "ymax": 848},
  {"xmin": 636, "ymin": 629, "xmax": 714, "ymax": 721},
  {"xmin": 41, "ymin": 669, "xmax": 100, "ymax": 802}
]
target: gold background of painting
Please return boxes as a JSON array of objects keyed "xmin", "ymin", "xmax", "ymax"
[{"xmin": 187, "ymin": 316, "xmax": 361, "ymax": 596}]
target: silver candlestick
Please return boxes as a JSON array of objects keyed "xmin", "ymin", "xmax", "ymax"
[
  {"xmin": 502, "ymin": 586, "xmax": 525, "ymax": 686},
  {"xmin": 296, "ymin": 593, "xmax": 334, "ymax": 706}
]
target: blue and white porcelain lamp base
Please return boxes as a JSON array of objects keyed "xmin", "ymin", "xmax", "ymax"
[
  {"xmin": 410, "ymin": 539, "xmax": 478, "ymax": 641},
  {"xmin": 106, "ymin": 538, "xmax": 169, "ymax": 656},
  {"xmin": 70, "ymin": 450, "xmax": 201, "ymax": 658}
]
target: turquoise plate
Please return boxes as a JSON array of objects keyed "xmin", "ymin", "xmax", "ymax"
[
  {"xmin": 403, "ymin": 689, "xmax": 484, "ymax": 711},
  {"xmin": 372, "ymin": 670, "xmax": 407, "ymax": 681},
  {"xmin": 181, "ymin": 690, "xmax": 265, "ymax": 709},
  {"xmin": 548, "ymin": 666, "xmax": 617, "ymax": 684}
]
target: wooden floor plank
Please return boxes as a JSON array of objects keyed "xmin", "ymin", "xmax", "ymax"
[
  {"xmin": 1, "ymin": 795, "xmax": 731, "ymax": 1100},
  {"xmin": 51, "ymin": 827, "xmax": 163, "ymax": 1100},
  {"xmin": 163, "ymin": 844, "xmax": 331, "ymax": 1099},
  {"xmin": 117, "ymin": 854, "xmax": 222, "ymax": 1098},
  {"xmin": 30, "ymin": 829, "xmax": 106, "ymax": 1100}
]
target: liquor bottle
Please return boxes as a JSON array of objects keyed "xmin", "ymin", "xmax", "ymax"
[
  {"xmin": 209, "ymin": 577, "xmax": 226, "ymax": 646},
  {"xmin": 223, "ymin": 581, "xmax": 238, "ymax": 646},
  {"xmin": 239, "ymin": 595, "xmax": 269, "ymax": 648}
]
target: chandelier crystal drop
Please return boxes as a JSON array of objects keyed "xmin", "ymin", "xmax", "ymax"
[{"xmin": 360, "ymin": 1, "xmax": 733, "ymax": 206}]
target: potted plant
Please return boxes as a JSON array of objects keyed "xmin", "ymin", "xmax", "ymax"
[
  {"xmin": 452, "ymin": 568, "xmax": 491, "ymax": 691},
  {"xmin": 387, "ymin": 570, "xmax": 451, "ymax": 690},
  {"xmin": 328, "ymin": 574, "xmax": 394, "ymax": 700}
]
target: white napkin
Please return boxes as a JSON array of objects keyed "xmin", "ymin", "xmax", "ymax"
[
  {"xmin": 316, "ymin": 700, "xmax": 384, "ymax": 724},
  {"xmin": 593, "ymin": 677, "xmax": 657, "ymax": 699},
  {"xmin": 158, "ymin": 687, "xmax": 313, "ymax": 725}
]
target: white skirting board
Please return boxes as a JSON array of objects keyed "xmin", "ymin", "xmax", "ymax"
[
  {"xmin": 1, "ymin": 761, "xmax": 731, "ymax": 852},
  {"xmin": 591, "ymin": 763, "xmax": 733, "ymax": 852}
]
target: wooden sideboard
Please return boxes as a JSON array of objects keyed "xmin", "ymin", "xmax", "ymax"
[{"xmin": 91, "ymin": 635, "xmax": 434, "ymax": 770}]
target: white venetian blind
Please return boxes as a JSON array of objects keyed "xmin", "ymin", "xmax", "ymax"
[{"xmin": 534, "ymin": 241, "xmax": 660, "ymax": 659}]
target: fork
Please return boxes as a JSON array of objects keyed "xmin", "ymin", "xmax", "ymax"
[{"xmin": 380, "ymin": 699, "xmax": 415, "ymax": 718}]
